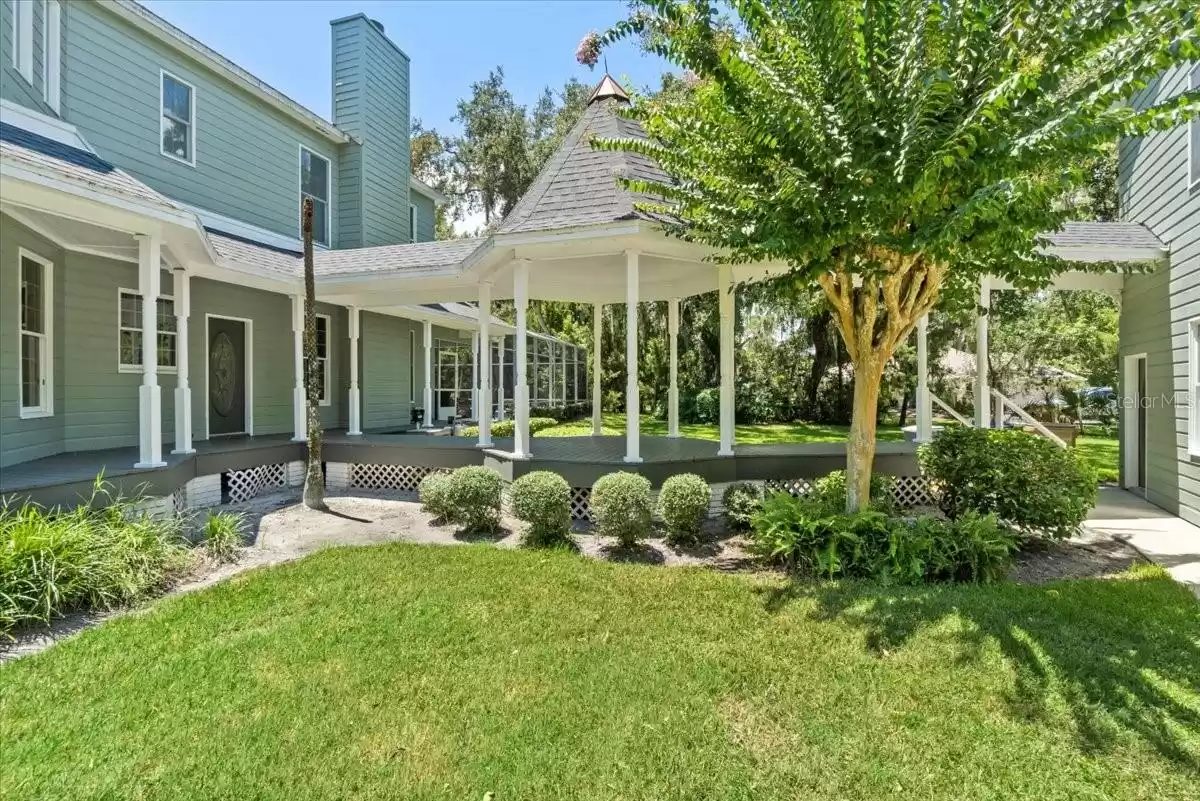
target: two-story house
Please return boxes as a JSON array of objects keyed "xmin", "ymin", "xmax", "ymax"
[{"xmin": 0, "ymin": 0, "xmax": 590, "ymax": 505}]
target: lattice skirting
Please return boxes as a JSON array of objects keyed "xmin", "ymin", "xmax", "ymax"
[
  {"xmin": 225, "ymin": 463, "xmax": 287, "ymax": 503},
  {"xmin": 569, "ymin": 487, "xmax": 592, "ymax": 521},
  {"xmin": 888, "ymin": 475, "xmax": 936, "ymax": 509},
  {"xmin": 350, "ymin": 463, "xmax": 446, "ymax": 493}
]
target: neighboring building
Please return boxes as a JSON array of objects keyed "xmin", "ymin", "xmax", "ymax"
[
  {"xmin": 0, "ymin": 0, "xmax": 584, "ymax": 478},
  {"xmin": 1117, "ymin": 62, "xmax": 1200, "ymax": 524}
]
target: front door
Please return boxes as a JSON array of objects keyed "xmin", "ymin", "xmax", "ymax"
[
  {"xmin": 209, "ymin": 318, "xmax": 246, "ymax": 436},
  {"xmin": 437, "ymin": 348, "xmax": 458, "ymax": 422}
]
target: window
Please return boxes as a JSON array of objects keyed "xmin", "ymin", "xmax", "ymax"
[
  {"xmin": 12, "ymin": 0, "xmax": 32, "ymax": 83},
  {"xmin": 305, "ymin": 314, "xmax": 331, "ymax": 405},
  {"xmin": 1191, "ymin": 319, "xmax": 1200, "ymax": 455},
  {"xmin": 1190, "ymin": 64, "xmax": 1200, "ymax": 189},
  {"xmin": 160, "ymin": 71, "xmax": 195, "ymax": 165},
  {"xmin": 409, "ymin": 203, "xmax": 417, "ymax": 243},
  {"xmin": 18, "ymin": 249, "xmax": 52, "ymax": 417},
  {"xmin": 118, "ymin": 290, "xmax": 177, "ymax": 371},
  {"xmin": 299, "ymin": 146, "xmax": 330, "ymax": 246}
]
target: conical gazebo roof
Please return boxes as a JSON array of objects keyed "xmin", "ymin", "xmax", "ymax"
[{"xmin": 496, "ymin": 74, "xmax": 674, "ymax": 236}]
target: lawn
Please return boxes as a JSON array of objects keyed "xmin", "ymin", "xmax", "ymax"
[
  {"xmin": 1077, "ymin": 433, "xmax": 1119, "ymax": 483},
  {"xmin": 3, "ymin": 546, "xmax": 1197, "ymax": 800},
  {"xmin": 547, "ymin": 412, "xmax": 905, "ymax": 444}
]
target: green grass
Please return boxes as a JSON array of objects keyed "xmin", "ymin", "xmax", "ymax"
[
  {"xmin": 3, "ymin": 545, "xmax": 1197, "ymax": 800},
  {"xmin": 1077, "ymin": 433, "xmax": 1119, "ymax": 483},
  {"xmin": 548, "ymin": 412, "xmax": 905, "ymax": 444}
]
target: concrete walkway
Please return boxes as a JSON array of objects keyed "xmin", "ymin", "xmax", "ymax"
[{"xmin": 1085, "ymin": 487, "xmax": 1200, "ymax": 595}]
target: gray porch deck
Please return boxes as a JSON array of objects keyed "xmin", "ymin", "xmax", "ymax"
[{"xmin": 1, "ymin": 430, "xmax": 919, "ymax": 508}]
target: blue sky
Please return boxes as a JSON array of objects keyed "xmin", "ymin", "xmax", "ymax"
[{"xmin": 142, "ymin": 1, "xmax": 674, "ymax": 134}]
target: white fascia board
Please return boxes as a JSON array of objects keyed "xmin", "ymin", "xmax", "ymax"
[
  {"xmin": 409, "ymin": 176, "xmax": 450, "ymax": 206},
  {"xmin": 174, "ymin": 201, "xmax": 305, "ymax": 253},
  {"xmin": 101, "ymin": 1, "xmax": 351, "ymax": 145},
  {"xmin": 0, "ymin": 98, "xmax": 90, "ymax": 148},
  {"xmin": 1037, "ymin": 244, "xmax": 1168, "ymax": 263}
]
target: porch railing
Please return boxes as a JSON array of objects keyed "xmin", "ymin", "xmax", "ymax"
[
  {"xmin": 991, "ymin": 389, "xmax": 1068, "ymax": 448},
  {"xmin": 930, "ymin": 393, "xmax": 972, "ymax": 426}
]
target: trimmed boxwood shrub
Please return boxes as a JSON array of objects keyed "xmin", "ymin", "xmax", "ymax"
[
  {"xmin": 511, "ymin": 471, "xmax": 572, "ymax": 547},
  {"xmin": 918, "ymin": 426, "xmax": 1098, "ymax": 540},
  {"xmin": 657, "ymin": 474, "xmax": 710, "ymax": 545},
  {"xmin": 722, "ymin": 483, "xmax": 762, "ymax": 532},
  {"xmin": 590, "ymin": 471, "xmax": 653, "ymax": 547},
  {"xmin": 459, "ymin": 417, "xmax": 558, "ymax": 439},
  {"xmin": 418, "ymin": 472, "xmax": 453, "ymax": 521},
  {"xmin": 443, "ymin": 466, "xmax": 503, "ymax": 533}
]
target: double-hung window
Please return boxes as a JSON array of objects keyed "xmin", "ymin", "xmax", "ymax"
[
  {"xmin": 1190, "ymin": 64, "xmax": 1199, "ymax": 189},
  {"xmin": 299, "ymin": 146, "xmax": 330, "ymax": 246},
  {"xmin": 118, "ymin": 290, "xmax": 177, "ymax": 371},
  {"xmin": 18, "ymin": 249, "xmax": 52, "ymax": 417},
  {"xmin": 160, "ymin": 70, "xmax": 195, "ymax": 165},
  {"xmin": 305, "ymin": 314, "xmax": 331, "ymax": 405}
]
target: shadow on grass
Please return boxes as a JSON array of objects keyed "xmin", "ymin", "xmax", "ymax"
[
  {"xmin": 599, "ymin": 542, "xmax": 666, "ymax": 565},
  {"xmin": 452, "ymin": 526, "xmax": 511, "ymax": 544},
  {"xmin": 756, "ymin": 569, "xmax": 1200, "ymax": 771}
]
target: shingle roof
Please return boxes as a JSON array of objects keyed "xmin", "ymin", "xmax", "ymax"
[
  {"xmin": 206, "ymin": 229, "xmax": 303, "ymax": 278},
  {"xmin": 496, "ymin": 78, "xmax": 675, "ymax": 235},
  {"xmin": 313, "ymin": 238, "xmax": 484, "ymax": 276},
  {"xmin": 0, "ymin": 122, "xmax": 178, "ymax": 207},
  {"xmin": 1042, "ymin": 221, "xmax": 1165, "ymax": 251}
]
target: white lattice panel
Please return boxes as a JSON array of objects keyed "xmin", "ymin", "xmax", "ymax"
[
  {"xmin": 763, "ymin": 478, "xmax": 815, "ymax": 498},
  {"xmin": 889, "ymin": 475, "xmax": 935, "ymax": 509},
  {"xmin": 569, "ymin": 487, "xmax": 592, "ymax": 521},
  {"xmin": 350, "ymin": 463, "xmax": 443, "ymax": 492},
  {"xmin": 226, "ymin": 463, "xmax": 286, "ymax": 503}
]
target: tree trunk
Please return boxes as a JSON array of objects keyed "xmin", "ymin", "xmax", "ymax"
[
  {"xmin": 806, "ymin": 309, "xmax": 832, "ymax": 419},
  {"xmin": 301, "ymin": 198, "xmax": 326, "ymax": 511},
  {"xmin": 846, "ymin": 354, "xmax": 883, "ymax": 511},
  {"xmin": 898, "ymin": 388, "xmax": 911, "ymax": 427}
]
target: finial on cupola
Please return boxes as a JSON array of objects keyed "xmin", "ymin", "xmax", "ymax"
[{"xmin": 588, "ymin": 74, "xmax": 630, "ymax": 105}]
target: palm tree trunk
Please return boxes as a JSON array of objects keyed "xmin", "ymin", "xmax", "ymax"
[{"xmin": 301, "ymin": 198, "xmax": 326, "ymax": 511}]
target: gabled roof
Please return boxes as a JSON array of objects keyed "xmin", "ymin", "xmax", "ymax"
[
  {"xmin": 495, "ymin": 75, "xmax": 674, "ymax": 235},
  {"xmin": 0, "ymin": 121, "xmax": 178, "ymax": 207}
]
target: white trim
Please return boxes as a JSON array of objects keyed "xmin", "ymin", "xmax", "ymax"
[
  {"xmin": 409, "ymin": 203, "xmax": 417, "ymax": 244},
  {"xmin": 17, "ymin": 247, "xmax": 53, "ymax": 418},
  {"xmin": 1037, "ymin": 244, "xmax": 1167, "ymax": 264},
  {"xmin": 203, "ymin": 313, "xmax": 254, "ymax": 438},
  {"xmin": 297, "ymin": 144, "xmax": 331, "ymax": 247},
  {"xmin": 13, "ymin": 0, "xmax": 33, "ymax": 84},
  {"xmin": 159, "ymin": 69, "xmax": 196, "ymax": 167},
  {"xmin": 0, "ymin": 205, "xmax": 140, "ymax": 264},
  {"xmin": 0, "ymin": 98, "xmax": 87, "ymax": 147},
  {"xmin": 1189, "ymin": 63, "xmax": 1199, "ymax": 192},
  {"xmin": 175, "ymin": 201, "xmax": 304, "ymax": 253},
  {"xmin": 42, "ymin": 0, "xmax": 60, "ymax": 112},
  {"xmin": 117, "ymin": 287, "xmax": 178, "ymax": 373},
  {"xmin": 1123, "ymin": 352, "xmax": 1148, "ymax": 490},
  {"xmin": 410, "ymin": 176, "xmax": 449, "ymax": 206},
  {"xmin": 1190, "ymin": 321, "xmax": 1200, "ymax": 457},
  {"xmin": 102, "ymin": 0, "xmax": 350, "ymax": 145},
  {"xmin": 314, "ymin": 312, "xmax": 331, "ymax": 407}
]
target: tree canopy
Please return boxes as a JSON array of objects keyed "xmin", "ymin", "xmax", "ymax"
[{"xmin": 590, "ymin": 0, "xmax": 1199, "ymax": 509}]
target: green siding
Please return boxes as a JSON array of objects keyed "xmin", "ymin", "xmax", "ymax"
[
  {"xmin": 1, "ymin": 0, "xmax": 52, "ymax": 113},
  {"xmin": 337, "ymin": 143, "xmax": 364, "ymax": 248},
  {"xmin": 361, "ymin": 311, "xmax": 422, "ymax": 430},
  {"xmin": 412, "ymin": 190, "xmax": 436, "ymax": 242},
  {"xmin": 330, "ymin": 15, "xmax": 411, "ymax": 246},
  {"xmin": 0, "ymin": 213, "xmax": 64, "ymax": 467},
  {"xmin": 1118, "ymin": 63, "xmax": 1200, "ymax": 525},
  {"xmin": 59, "ymin": 2, "xmax": 341, "ymax": 245}
]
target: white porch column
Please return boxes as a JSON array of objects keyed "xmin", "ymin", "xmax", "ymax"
[
  {"xmin": 592, "ymin": 303, "xmax": 603, "ymax": 435},
  {"xmin": 171, "ymin": 268, "xmax": 194, "ymax": 454},
  {"xmin": 718, "ymin": 264, "xmax": 735, "ymax": 456},
  {"xmin": 548, "ymin": 338, "xmax": 556, "ymax": 407},
  {"xmin": 471, "ymin": 331, "xmax": 480, "ymax": 420},
  {"xmin": 916, "ymin": 313, "xmax": 932, "ymax": 443},
  {"xmin": 348, "ymin": 306, "xmax": 362, "ymax": 435},
  {"xmin": 290, "ymin": 294, "xmax": 306, "ymax": 442},
  {"xmin": 477, "ymin": 282, "xmax": 493, "ymax": 447},
  {"xmin": 134, "ymin": 234, "xmax": 165, "ymax": 468},
  {"xmin": 513, "ymin": 260, "xmax": 531, "ymax": 458},
  {"xmin": 495, "ymin": 337, "xmax": 506, "ymax": 420},
  {"xmin": 422, "ymin": 320, "xmax": 433, "ymax": 428},
  {"xmin": 974, "ymin": 277, "xmax": 991, "ymax": 428},
  {"xmin": 668, "ymin": 297, "xmax": 680, "ymax": 438},
  {"xmin": 624, "ymin": 250, "xmax": 642, "ymax": 463}
]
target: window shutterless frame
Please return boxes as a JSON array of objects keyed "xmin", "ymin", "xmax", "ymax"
[
  {"xmin": 298, "ymin": 144, "xmax": 331, "ymax": 247},
  {"xmin": 159, "ymin": 69, "xmax": 196, "ymax": 166},
  {"xmin": 116, "ymin": 287, "xmax": 178, "ymax": 373},
  {"xmin": 17, "ymin": 248, "xmax": 53, "ymax": 418},
  {"xmin": 310, "ymin": 313, "xmax": 331, "ymax": 406}
]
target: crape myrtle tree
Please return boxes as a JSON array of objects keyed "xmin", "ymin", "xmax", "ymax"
[{"xmin": 583, "ymin": 0, "xmax": 1199, "ymax": 510}]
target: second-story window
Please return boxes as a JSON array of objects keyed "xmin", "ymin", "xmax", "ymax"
[
  {"xmin": 160, "ymin": 71, "xmax": 195, "ymax": 165},
  {"xmin": 299, "ymin": 147, "xmax": 330, "ymax": 246}
]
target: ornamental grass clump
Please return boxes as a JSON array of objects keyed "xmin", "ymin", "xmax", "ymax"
[
  {"xmin": 443, "ymin": 466, "xmax": 503, "ymax": 534},
  {"xmin": 0, "ymin": 479, "xmax": 193, "ymax": 638},
  {"xmin": 590, "ymin": 472, "xmax": 652, "ymax": 548},
  {"xmin": 201, "ymin": 510, "xmax": 244, "ymax": 564},
  {"xmin": 657, "ymin": 474, "xmax": 710, "ymax": 545},
  {"xmin": 511, "ymin": 471, "xmax": 572, "ymax": 548}
]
